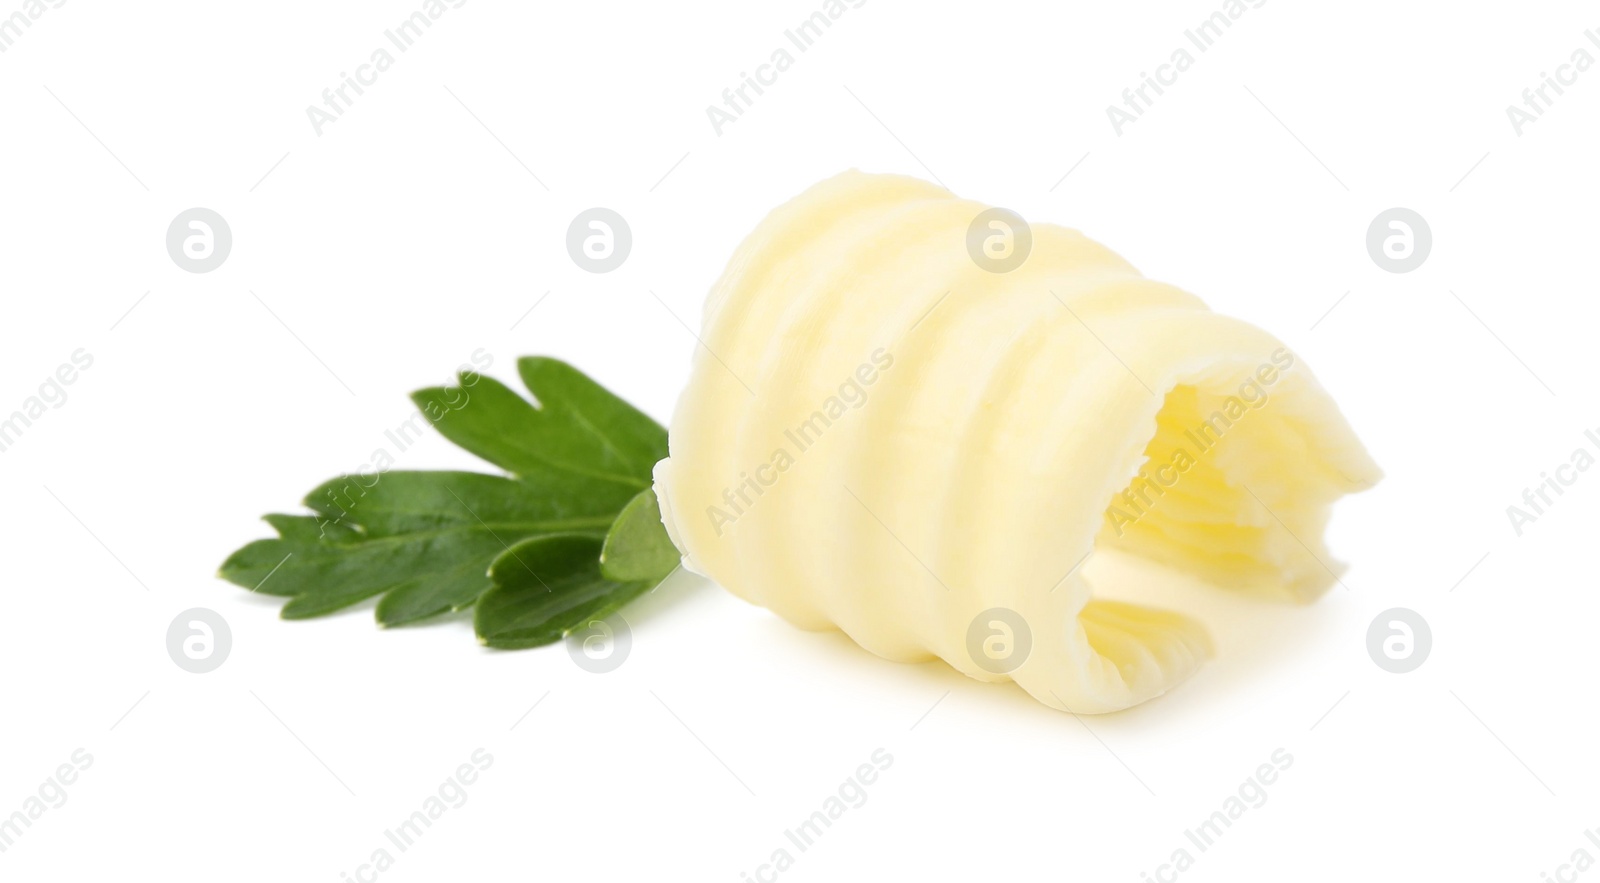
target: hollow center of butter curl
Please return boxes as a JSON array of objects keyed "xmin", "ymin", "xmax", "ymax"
[{"xmin": 1068, "ymin": 378, "xmax": 1351, "ymax": 694}]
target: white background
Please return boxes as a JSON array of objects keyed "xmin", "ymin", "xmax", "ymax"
[{"xmin": 2, "ymin": 1, "xmax": 1597, "ymax": 880}]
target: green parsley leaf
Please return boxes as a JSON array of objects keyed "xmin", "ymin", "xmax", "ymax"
[
  {"xmin": 475, "ymin": 534, "xmax": 656, "ymax": 649},
  {"xmin": 412, "ymin": 357, "xmax": 664, "ymax": 488},
  {"xmin": 600, "ymin": 488, "xmax": 681, "ymax": 584},
  {"xmin": 218, "ymin": 357, "xmax": 677, "ymax": 643}
]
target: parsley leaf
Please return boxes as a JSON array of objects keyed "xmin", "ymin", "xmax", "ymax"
[
  {"xmin": 412, "ymin": 357, "xmax": 664, "ymax": 488},
  {"xmin": 218, "ymin": 357, "xmax": 678, "ymax": 644},
  {"xmin": 475, "ymin": 534, "xmax": 657, "ymax": 649},
  {"xmin": 600, "ymin": 488, "xmax": 681, "ymax": 583}
]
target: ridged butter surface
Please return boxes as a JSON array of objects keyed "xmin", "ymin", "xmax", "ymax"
[{"xmin": 654, "ymin": 171, "xmax": 1381, "ymax": 713}]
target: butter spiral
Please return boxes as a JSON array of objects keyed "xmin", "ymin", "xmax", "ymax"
[{"xmin": 653, "ymin": 171, "xmax": 1380, "ymax": 713}]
